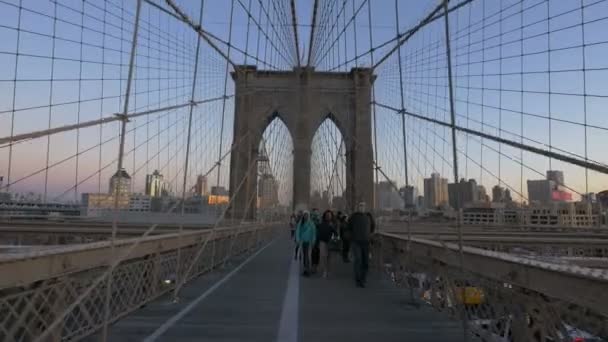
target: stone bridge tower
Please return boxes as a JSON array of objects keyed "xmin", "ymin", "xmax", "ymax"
[{"xmin": 228, "ymin": 66, "xmax": 374, "ymax": 219}]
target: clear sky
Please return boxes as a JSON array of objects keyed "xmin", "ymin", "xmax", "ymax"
[{"xmin": 0, "ymin": 0, "xmax": 606, "ymax": 203}]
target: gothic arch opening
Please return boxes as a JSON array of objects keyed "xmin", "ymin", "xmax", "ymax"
[
  {"xmin": 257, "ymin": 115, "xmax": 293, "ymax": 219},
  {"xmin": 310, "ymin": 115, "xmax": 347, "ymax": 211}
]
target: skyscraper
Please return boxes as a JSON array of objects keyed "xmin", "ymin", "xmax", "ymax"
[
  {"xmin": 109, "ymin": 168, "xmax": 131, "ymax": 196},
  {"xmin": 399, "ymin": 185, "xmax": 416, "ymax": 207},
  {"xmin": 145, "ymin": 170, "xmax": 164, "ymax": 198},
  {"xmin": 528, "ymin": 179, "xmax": 555, "ymax": 204},
  {"xmin": 195, "ymin": 174, "xmax": 208, "ymax": 196},
  {"xmin": 259, "ymin": 174, "xmax": 279, "ymax": 208},
  {"xmin": 492, "ymin": 185, "xmax": 506, "ymax": 203},
  {"xmin": 448, "ymin": 178, "xmax": 478, "ymax": 209},
  {"xmin": 424, "ymin": 173, "xmax": 448, "ymax": 209},
  {"xmin": 376, "ymin": 181, "xmax": 403, "ymax": 210},
  {"xmin": 477, "ymin": 185, "xmax": 489, "ymax": 202},
  {"xmin": 546, "ymin": 170, "xmax": 565, "ymax": 186}
]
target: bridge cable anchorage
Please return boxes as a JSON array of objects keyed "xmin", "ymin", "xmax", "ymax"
[{"xmin": 290, "ymin": 0, "xmax": 301, "ymax": 67}]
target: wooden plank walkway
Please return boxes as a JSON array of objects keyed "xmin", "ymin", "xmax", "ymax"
[{"xmin": 95, "ymin": 233, "xmax": 466, "ymax": 341}]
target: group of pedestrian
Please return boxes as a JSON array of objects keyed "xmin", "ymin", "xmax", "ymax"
[{"xmin": 289, "ymin": 201, "xmax": 375, "ymax": 288}]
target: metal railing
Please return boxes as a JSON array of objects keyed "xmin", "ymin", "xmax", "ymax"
[
  {"xmin": 373, "ymin": 231, "xmax": 608, "ymax": 341},
  {"xmin": 0, "ymin": 224, "xmax": 280, "ymax": 341}
]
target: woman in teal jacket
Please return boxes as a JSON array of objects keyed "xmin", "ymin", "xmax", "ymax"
[{"xmin": 296, "ymin": 211, "xmax": 316, "ymax": 276}]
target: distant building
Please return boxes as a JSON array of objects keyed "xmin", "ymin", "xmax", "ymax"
[
  {"xmin": 258, "ymin": 174, "xmax": 279, "ymax": 208},
  {"xmin": 310, "ymin": 190, "xmax": 322, "ymax": 207},
  {"xmin": 527, "ymin": 179, "xmax": 555, "ymax": 204},
  {"xmin": 129, "ymin": 194, "xmax": 151, "ymax": 212},
  {"xmin": 416, "ymin": 195, "xmax": 424, "ymax": 208},
  {"xmin": 0, "ymin": 174, "xmax": 9, "ymax": 202},
  {"xmin": 109, "ymin": 168, "xmax": 131, "ymax": 196},
  {"xmin": 460, "ymin": 201, "xmax": 600, "ymax": 228},
  {"xmin": 597, "ymin": 190, "xmax": 608, "ymax": 207},
  {"xmin": 424, "ymin": 173, "xmax": 448, "ymax": 209},
  {"xmin": 492, "ymin": 185, "xmax": 513, "ymax": 204},
  {"xmin": 582, "ymin": 193, "xmax": 597, "ymax": 203},
  {"xmin": 81, "ymin": 193, "xmax": 129, "ymax": 216},
  {"xmin": 376, "ymin": 181, "xmax": 403, "ymax": 210},
  {"xmin": 320, "ymin": 190, "xmax": 330, "ymax": 210},
  {"xmin": 211, "ymin": 186, "xmax": 228, "ymax": 196},
  {"xmin": 332, "ymin": 195, "xmax": 346, "ymax": 211},
  {"xmin": 477, "ymin": 185, "xmax": 489, "ymax": 202},
  {"xmin": 546, "ymin": 170, "xmax": 565, "ymax": 186},
  {"xmin": 448, "ymin": 178, "xmax": 478, "ymax": 210},
  {"xmin": 399, "ymin": 185, "xmax": 416, "ymax": 207},
  {"xmin": 195, "ymin": 174, "xmax": 208, "ymax": 196},
  {"xmin": 145, "ymin": 170, "xmax": 165, "ymax": 197}
]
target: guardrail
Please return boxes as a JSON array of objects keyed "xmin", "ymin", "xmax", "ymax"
[
  {"xmin": 0, "ymin": 224, "xmax": 280, "ymax": 341},
  {"xmin": 373, "ymin": 232, "xmax": 608, "ymax": 341}
]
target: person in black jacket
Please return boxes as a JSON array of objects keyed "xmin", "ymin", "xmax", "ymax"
[
  {"xmin": 337, "ymin": 212, "xmax": 351, "ymax": 263},
  {"xmin": 317, "ymin": 210, "xmax": 337, "ymax": 278},
  {"xmin": 347, "ymin": 202, "xmax": 375, "ymax": 288}
]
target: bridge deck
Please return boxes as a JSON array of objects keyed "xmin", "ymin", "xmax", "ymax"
[{"xmin": 97, "ymin": 234, "xmax": 466, "ymax": 341}]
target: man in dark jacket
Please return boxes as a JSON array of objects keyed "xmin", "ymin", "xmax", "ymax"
[
  {"xmin": 337, "ymin": 212, "xmax": 351, "ymax": 262},
  {"xmin": 347, "ymin": 201, "xmax": 375, "ymax": 288}
]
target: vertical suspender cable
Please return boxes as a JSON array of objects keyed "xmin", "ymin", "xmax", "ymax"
[
  {"xmin": 442, "ymin": 1, "xmax": 468, "ymax": 341},
  {"xmin": 174, "ymin": 0, "xmax": 206, "ymax": 302},
  {"xmin": 306, "ymin": 0, "xmax": 320, "ymax": 67},
  {"xmin": 102, "ymin": 0, "xmax": 143, "ymax": 340},
  {"xmin": 367, "ymin": 0, "xmax": 379, "ymax": 211},
  {"xmin": 216, "ymin": 0, "xmax": 236, "ymax": 215},
  {"xmin": 394, "ymin": 0, "xmax": 414, "ymax": 304},
  {"xmin": 290, "ymin": 0, "xmax": 301, "ymax": 67}
]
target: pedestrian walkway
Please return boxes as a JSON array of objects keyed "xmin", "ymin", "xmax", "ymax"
[{"xmin": 98, "ymin": 234, "xmax": 466, "ymax": 341}]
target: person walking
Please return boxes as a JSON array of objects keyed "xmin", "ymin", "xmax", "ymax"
[
  {"xmin": 295, "ymin": 211, "xmax": 316, "ymax": 276},
  {"xmin": 338, "ymin": 212, "xmax": 351, "ymax": 263},
  {"xmin": 310, "ymin": 208, "xmax": 321, "ymax": 273},
  {"xmin": 317, "ymin": 210, "xmax": 337, "ymax": 278},
  {"xmin": 347, "ymin": 202, "xmax": 375, "ymax": 288},
  {"xmin": 289, "ymin": 213, "xmax": 297, "ymax": 238},
  {"xmin": 293, "ymin": 210, "xmax": 303, "ymax": 260}
]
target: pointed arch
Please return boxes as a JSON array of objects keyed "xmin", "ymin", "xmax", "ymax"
[{"xmin": 310, "ymin": 116, "xmax": 347, "ymax": 211}]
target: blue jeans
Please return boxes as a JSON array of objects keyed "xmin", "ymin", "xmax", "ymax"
[{"xmin": 352, "ymin": 240, "xmax": 369, "ymax": 284}]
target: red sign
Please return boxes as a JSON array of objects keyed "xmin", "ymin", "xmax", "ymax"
[{"xmin": 552, "ymin": 190, "xmax": 572, "ymax": 201}]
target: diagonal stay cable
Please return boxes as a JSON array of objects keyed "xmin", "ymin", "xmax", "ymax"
[
  {"xmin": 373, "ymin": 101, "xmax": 608, "ymax": 175},
  {"xmin": 164, "ymin": 0, "xmax": 238, "ymax": 70},
  {"xmin": 32, "ymin": 130, "xmax": 252, "ymax": 342},
  {"xmin": 0, "ymin": 95, "xmax": 232, "ymax": 147}
]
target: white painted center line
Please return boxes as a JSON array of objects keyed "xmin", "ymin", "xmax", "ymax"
[
  {"xmin": 276, "ymin": 255, "xmax": 300, "ymax": 342},
  {"xmin": 144, "ymin": 239, "xmax": 276, "ymax": 342}
]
